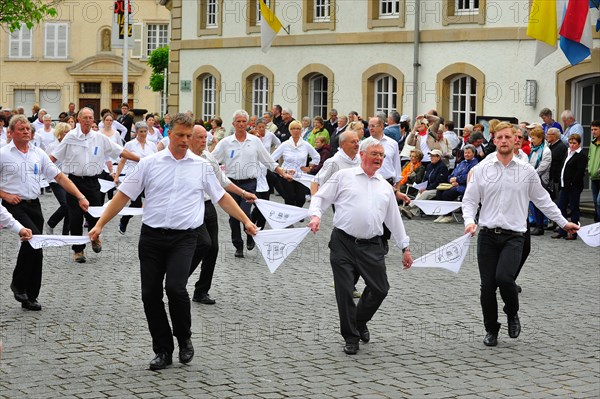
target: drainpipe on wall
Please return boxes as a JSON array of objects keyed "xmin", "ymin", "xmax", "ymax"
[{"xmin": 412, "ymin": 0, "xmax": 421, "ymax": 123}]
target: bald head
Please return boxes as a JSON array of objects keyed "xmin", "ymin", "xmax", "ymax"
[{"xmin": 190, "ymin": 124, "xmax": 208, "ymax": 155}]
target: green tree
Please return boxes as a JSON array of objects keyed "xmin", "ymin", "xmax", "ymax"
[
  {"xmin": 0, "ymin": 0, "xmax": 59, "ymax": 31},
  {"xmin": 147, "ymin": 46, "xmax": 169, "ymax": 92}
]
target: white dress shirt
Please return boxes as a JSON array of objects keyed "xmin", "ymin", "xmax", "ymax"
[
  {"xmin": 201, "ymin": 149, "xmax": 232, "ymax": 200},
  {"xmin": 271, "ymin": 137, "xmax": 320, "ymax": 175},
  {"xmin": 377, "ymin": 135, "xmax": 402, "ymax": 183},
  {"xmin": 118, "ymin": 149, "xmax": 225, "ymax": 230},
  {"xmin": 0, "ymin": 141, "xmax": 61, "ymax": 199},
  {"xmin": 0, "ymin": 202, "xmax": 25, "ymax": 233},
  {"xmin": 51, "ymin": 126, "xmax": 123, "ymax": 176},
  {"xmin": 256, "ymin": 134, "xmax": 280, "ymax": 193},
  {"xmin": 99, "ymin": 120, "xmax": 127, "ymax": 140},
  {"xmin": 146, "ymin": 127, "xmax": 162, "ymax": 144},
  {"xmin": 212, "ymin": 133, "xmax": 278, "ymax": 179},
  {"xmin": 313, "ymin": 149, "xmax": 361, "ymax": 186},
  {"xmin": 121, "ymin": 139, "xmax": 157, "ymax": 176},
  {"xmin": 560, "ymin": 147, "xmax": 582, "ymax": 187},
  {"xmin": 444, "ymin": 131, "xmax": 460, "ymax": 149},
  {"xmin": 462, "ymin": 154, "xmax": 568, "ymax": 232},
  {"xmin": 31, "ymin": 119, "xmax": 44, "ymax": 132},
  {"xmin": 37, "ymin": 128, "xmax": 57, "ymax": 150},
  {"xmin": 310, "ymin": 166, "xmax": 410, "ymax": 249}
]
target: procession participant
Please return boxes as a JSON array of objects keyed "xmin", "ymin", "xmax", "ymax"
[
  {"xmin": 1, "ymin": 115, "xmax": 89, "ymax": 311},
  {"xmin": 462, "ymin": 122, "xmax": 579, "ymax": 347},
  {"xmin": 308, "ymin": 137, "xmax": 412, "ymax": 355},
  {"xmin": 88, "ymin": 113, "xmax": 258, "ymax": 370},
  {"xmin": 187, "ymin": 124, "xmax": 257, "ymax": 305},
  {"xmin": 212, "ymin": 110, "xmax": 293, "ymax": 258},
  {"xmin": 50, "ymin": 107, "xmax": 139, "ymax": 263}
]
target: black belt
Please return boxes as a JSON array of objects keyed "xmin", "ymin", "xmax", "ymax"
[
  {"xmin": 6, "ymin": 198, "xmax": 39, "ymax": 205},
  {"xmin": 334, "ymin": 227, "xmax": 381, "ymax": 245},
  {"xmin": 481, "ymin": 227, "xmax": 524, "ymax": 237},
  {"xmin": 229, "ymin": 178, "xmax": 256, "ymax": 185},
  {"xmin": 69, "ymin": 174, "xmax": 100, "ymax": 180},
  {"xmin": 142, "ymin": 224, "xmax": 200, "ymax": 234}
]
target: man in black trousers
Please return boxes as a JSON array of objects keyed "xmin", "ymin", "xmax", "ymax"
[
  {"xmin": 1, "ymin": 115, "xmax": 89, "ymax": 311},
  {"xmin": 89, "ymin": 113, "xmax": 258, "ymax": 370}
]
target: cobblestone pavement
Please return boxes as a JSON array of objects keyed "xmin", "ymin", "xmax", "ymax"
[{"xmin": 1, "ymin": 194, "xmax": 599, "ymax": 398}]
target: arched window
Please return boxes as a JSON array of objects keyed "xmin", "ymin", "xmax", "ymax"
[
  {"xmin": 252, "ymin": 75, "xmax": 269, "ymax": 117},
  {"xmin": 202, "ymin": 75, "xmax": 216, "ymax": 120},
  {"xmin": 309, "ymin": 74, "xmax": 328, "ymax": 119},
  {"xmin": 450, "ymin": 75, "xmax": 477, "ymax": 134},
  {"xmin": 374, "ymin": 75, "xmax": 397, "ymax": 115}
]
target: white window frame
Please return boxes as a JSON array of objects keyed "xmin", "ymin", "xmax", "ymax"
[
  {"xmin": 314, "ymin": 0, "xmax": 331, "ymax": 22},
  {"xmin": 455, "ymin": 0, "xmax": 479, "ymax": 15},
  {"xmin": 252, "ymin": 75, "xmax": 269, "ymax": 117},
  {"xmin": 380, "ymin": 0, "xmax": 399, "ymax": 18},
  {"xmin": 146, "ymin": 23, "xmax": 168, "ymax": 56},
  {"xmin": 44, "ymin": 22, "xmax": 69, "ymax": 59},
  {"xmin": 374, "ymin": 75, "xmax": 397, "ymax": 116},
  {"xmin": 206, "ymin": 0, "xmax": 218, "ymax": 28},
  {"xmin": 202, "ymin": 75, "xmax": 216, "ymax": 121},
  {"xmin": 309, "ymin": 75, "xmax": 328, "ymax": 119},
  {"xmin": 9, "ymin": 24, "xmax": 33, "ymax": 59},
  {"xmin": 450, "ymin": 75, "xmax": 477, "ymax": 134},
  {"xmin": 131, "ymin": 23, "xmax": 143, "ymax": 58}
]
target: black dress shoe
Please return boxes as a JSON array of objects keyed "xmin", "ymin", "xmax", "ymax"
[
  {"xmin": 246, "ymin": 236, "xmax": 255, "ymax": 251},
  {"xmin": 516, "ymin": 284, "xmax": 522, "ymax": 293},
  {"xmin": 10, "ymin": 283, "xmax": 28, "ymax": 303},
  {"xmin": 234, "ymin": 248, "xmax": 244, "ymax": 258},
  {"xmin": 22, "ymin": 299, "xmax": 42, "ymax": 311},
  {"xmin": 198, "ymin": 293, "xmax": 216, "ymax": 305},
  {"xmin": 507, "ymin": 314, "xmax": 521, "ymax": 338},
  {"xmin": 357, "ymin": 323, "xmax": 370, "ymax": 343},
  {"xmin": 343, "ymin": 341, "xmax": 359, "ymax": 355},
  {"xmin": 178, "ymin": 338, "xmax": 194, "ymax": 364},
  {"xmin": 530, "ymin": 228, "xmax": 544, "ymax": 236},
  {"xmin": 149, "ymin": 353, "xmax": 172, "ymax": 370},
  {"xmin": 483, "ymin": 332, "xmax": 498, "ymax": 346}
]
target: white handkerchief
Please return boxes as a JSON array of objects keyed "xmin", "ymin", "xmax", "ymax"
[
  {"xmin": 578, "ymin": 222, "xmax": 600, "ymax": 247},
  {"xmin": 411, "ymin": 200, "xmax": 462, "ymax": 215},
  {"xmin": 254, "ymin": 199, "xmax": 310, "ymax": 229},
  {"xmin": 29, "ymin": 235, "xmax": 91, "ymax": 249},
  {"xmin": 253, "ymin": 227, "xmax": 311, "ymax": 273},
  {"xmin": 98, "ymin": 179, "xmax": 116, "ymax": 193},
  {"xmin": 412, "ymin": 181, "xmax": 428, "ymax": 191},
  {"xmin": 411, "ymin": 233, "xmax": 472, "ymax": 274},
  {"xmin": 294, "ymin": 174, "xmax": 314, "ymax": 189}
]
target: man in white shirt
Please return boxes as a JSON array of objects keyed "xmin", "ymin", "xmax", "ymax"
[
  {"xmin": 212, "ymin": 109, "xmax": 293, "ymax": 258},
  {"xmin": 187, "ymin": 124, "xmax": 257, "ymax": 305},
  {"xmin": 0, "ymin": 115, "xmax": 89, "ymax": 311},
  {"xmin": 560, "ymin": 109, "xmax": 583, "ymax": 144},
  {"xmin": 308, "ymin": 137, "xmax": 413, "ymax": 355},
  {"xmin": 311, "ymin": 131, "xmax": 361, "ymax": 195},
  {"xmin": 462, "ymin": 122, "xmax": 579, "ymax": 347},
  {"xmin": 89, "ymin": 113, "xmax": 258, "ymax": 371},
  {"xmin": 367, "ymin": 116, "xmax": 404, "ymax": 254},
  {"xmin": 51, "ymin": 107, "xmax": 139, "ymax": 263}
]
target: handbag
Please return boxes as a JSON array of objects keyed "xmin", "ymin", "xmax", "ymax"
[{"xmin": 436, "ymin": 183, "xmax": 453, "ymax": 191}]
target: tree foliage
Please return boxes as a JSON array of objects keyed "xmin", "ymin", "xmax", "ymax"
[
  {"xmin": 0, "ymin": 0, "xmax": 59, "ymax": 31},
  {"xmin": 148, "ymin": 46, "xmax": 169, "ymax": 92}
]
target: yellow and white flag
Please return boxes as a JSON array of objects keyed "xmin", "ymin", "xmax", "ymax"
[{"xmin": 260, "ymin": 0, "xmax": 282, "ymax": 53}]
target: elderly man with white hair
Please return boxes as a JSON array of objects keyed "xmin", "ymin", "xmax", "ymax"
[
  {"xmin": 560, "ymin": 110, "xmax": 583, "ymax": 144},
  {"xmin": 308, "ymin": 137, "xmax": 413, "ymax": 355}
]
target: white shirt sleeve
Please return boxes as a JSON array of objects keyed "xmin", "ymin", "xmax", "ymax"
[{"xmin": 0, "ymin": 203, "xmax": 25, "ymax": 233}]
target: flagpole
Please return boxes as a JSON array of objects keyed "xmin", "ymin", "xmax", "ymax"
[{"xmin": 122, "ymin": 0, "xmax": 129, "ymax": 106}]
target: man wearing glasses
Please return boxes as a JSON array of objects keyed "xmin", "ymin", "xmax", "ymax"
[{"xmin": 308, "ymin": 137, "xmax": 413, "ymax": 355}]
